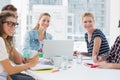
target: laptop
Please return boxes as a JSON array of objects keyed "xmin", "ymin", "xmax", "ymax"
[{"xmin": 43, "ymin": 40, "xmax": 74, "ymax": 58}]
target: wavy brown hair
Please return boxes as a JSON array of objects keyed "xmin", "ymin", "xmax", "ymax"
[
  {"xmin": 0, "ymin": 11, "xmax": 16, "ymax": 60},
  {"xmin": 33, "ymin": 13, "xmax": 51, "ymax": 30},
  {"xmin": 2, "ymin": 4, "xmax": 17, "ymax": 11}
]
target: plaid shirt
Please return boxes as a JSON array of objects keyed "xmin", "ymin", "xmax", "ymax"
[{"xmin": 106, "ymin": 35, "xmax": 120, "ymax": 63}]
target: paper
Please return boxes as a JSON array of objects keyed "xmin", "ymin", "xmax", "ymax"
[{"xmin": 30, "ymin": 64, "xmax": 54, "ymax": 71}]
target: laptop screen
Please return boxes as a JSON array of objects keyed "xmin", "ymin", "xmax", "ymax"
[{"xmin": 43, "ymin": 40, "xmax": 74, "ymax": 58}]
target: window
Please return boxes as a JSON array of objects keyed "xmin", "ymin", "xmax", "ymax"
[
  {"xmin": 68, "ymin": 16, "xmax": 72, "ymax": 26},
  {"xmin": 67, "ymin": 36, "xmax": 73, "ymax": 39},
  {"xmin": 67, "ymin": 28, "xmax": 73, "ymax": 33},
  {"xmin": 0, "ymin": 0, "xmax": 110, "ymax": 52}
]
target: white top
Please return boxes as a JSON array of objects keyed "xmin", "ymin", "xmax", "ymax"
[{"xmin": 0, "ymin": 37, "xmax": 9, "ymax": 73}]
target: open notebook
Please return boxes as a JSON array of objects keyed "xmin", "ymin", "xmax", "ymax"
[{"xmin": 30, "ymin": 64, "xmax": 54, "ymax": 71}]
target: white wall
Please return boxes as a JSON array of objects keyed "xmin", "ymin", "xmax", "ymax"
[
  {"xmin": 11, "ymin": 0, "xmax": 28, "ymax": 51},
  {"xmin": 110, "ymin": 0, "xmax": 120, "ymax": 46}
]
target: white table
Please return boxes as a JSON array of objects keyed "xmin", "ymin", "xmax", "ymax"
[{"xmin": 27, "ymin": 60, "xmax": 120, "ymax": 80}]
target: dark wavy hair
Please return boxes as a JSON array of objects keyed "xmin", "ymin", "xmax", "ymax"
[
  {"xmin": 0, "ymin": 11, "xmax": 16, "ymax": 60},
  {"xmin": 1, "ymin": 4, "xmax": 17, "ymax": 11}
]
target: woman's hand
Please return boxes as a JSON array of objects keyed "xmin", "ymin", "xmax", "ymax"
[
  {"xmin": 92, "ymin": 55, "xmax": 98, "ymax": 63},
  {"xmin": 92, "ymin": 55, "xmax": 106, "ymax": 63},
  {"xmin": 95, "ymin": 62, "xmax": 112, "ymax": 68},
  {"xmin": 73, "ymin": 51, "xmax": 79, "ymax": 56},
  {"xmin": 23, "ymin": 57, "xmax": 29, "ymax": 64},
  {"xmin": 97, "ymin": 55, "xmax": 106, "ymax": 62},
  {"xmin": 29, "ymin": 54, "xmax": 39, "ymax": 67}
]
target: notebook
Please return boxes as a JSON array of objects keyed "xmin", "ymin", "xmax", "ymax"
[{"xmin": 30, "ymin": 64, "xmax": 54, "ymax": 71}]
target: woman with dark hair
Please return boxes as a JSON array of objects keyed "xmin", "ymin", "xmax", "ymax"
[
  {"xmin": 0, "ymin": 11, "xmax": 38, "ymax": 80},
  {"xmin": 95, "ymin": 20, "xmax": 120, "ymax": 69}
]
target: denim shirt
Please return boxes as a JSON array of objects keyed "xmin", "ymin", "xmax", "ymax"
[{"xmin": 23, "ymin": 30, "xmax": 52, "ymax": 53}]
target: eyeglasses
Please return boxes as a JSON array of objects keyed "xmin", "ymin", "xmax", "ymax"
[{"xmin": 3, "ymin": 21, "xmax": 19, "ymax": 27}]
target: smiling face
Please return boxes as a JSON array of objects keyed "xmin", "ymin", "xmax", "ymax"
[
  {"xmin": 82, "ymin": 16, "xmax": 95, "ymax": 32},
  {"xmin": 3, "ymin": 17, "xmax": 17, "ymax": 37},
  {"xmin": 38, "ymin": 15, "xmax": 50, "ymax": 30}
]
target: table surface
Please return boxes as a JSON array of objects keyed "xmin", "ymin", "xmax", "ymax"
[{"xmin": 27, "ymin": 60, "xmax": 120, "ymax": 80}]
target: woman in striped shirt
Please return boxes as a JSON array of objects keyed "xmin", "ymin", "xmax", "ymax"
[{"xmin": 81, "ymin": 12, "xmax": 110, "ymax": 62}]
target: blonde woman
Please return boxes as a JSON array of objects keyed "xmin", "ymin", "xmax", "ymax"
[
  {"xmin": 23, "ymin": 13, "xmax": 52, "ymax": 53},
  {"xmin": 0, "ymin": 11, "xmax": 39, "ymax": 80},
  {"xmin": 81, "ymin": 12, "xmax": 109, "ymax": 62}
]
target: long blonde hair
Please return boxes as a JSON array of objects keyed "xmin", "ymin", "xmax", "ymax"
[
  {"xmin": 0, "ymin": 11, "xmax": 16, "ymax": 60},
  {"xmin": 33, "ymin": 13, "xmax": 51, "ymax": 30}
]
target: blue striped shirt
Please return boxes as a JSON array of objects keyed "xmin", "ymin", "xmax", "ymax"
[{"xmin": 85, "ymin": 29, "xmax": 110, "ymax": 56}]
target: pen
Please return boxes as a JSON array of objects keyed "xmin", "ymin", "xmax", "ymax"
[{"xmin": 52, "ymin": 69, "xmax": 59, "ymax": 73}]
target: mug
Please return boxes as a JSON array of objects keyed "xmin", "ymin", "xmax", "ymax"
[{"xmin": 51, "ymin": 56, "xmax": 64, "ymax": 67}]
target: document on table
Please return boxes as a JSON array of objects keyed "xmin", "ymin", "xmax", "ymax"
[{"xmin": 30, "ymin": 64, "xmax": 54, "ymax": 71}]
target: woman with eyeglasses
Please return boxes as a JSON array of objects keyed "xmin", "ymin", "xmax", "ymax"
[{"xmin": 0, "ymin": 11, "xmax": 39, "ymax": 80}]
